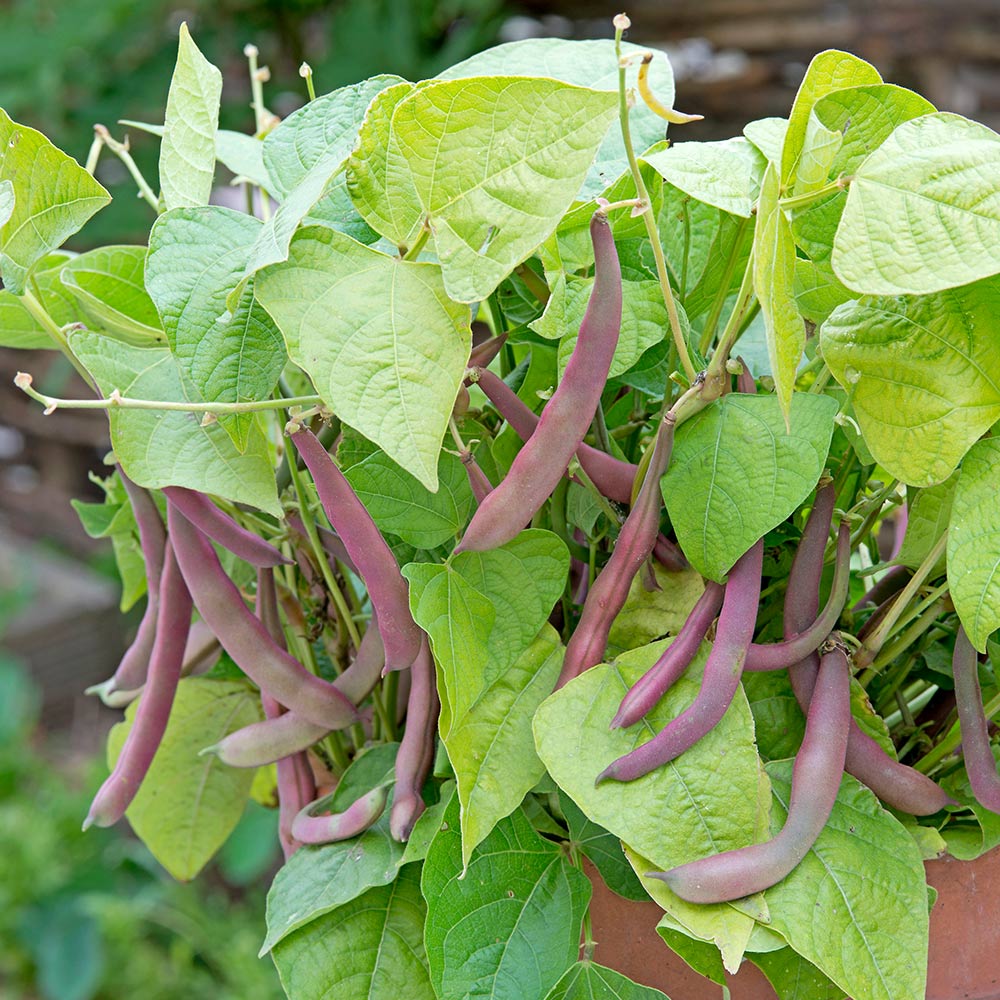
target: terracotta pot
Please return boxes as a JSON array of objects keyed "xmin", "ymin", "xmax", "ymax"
[{"xmin": 586, "ymin": 845, "xmax": 1000, "ymax": 1000}]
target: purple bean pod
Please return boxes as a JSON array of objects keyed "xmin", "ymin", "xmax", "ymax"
[
  {"xmin": 205, "ymin": 702, "xmax": 330, "ymax": 768},
  {"xmin": 470, "ymin": 367, "xmax": 636, "ymax": 504},
  {"xmin": 611, "ymin": 582, "xmax": 725, "ymax": 729},
  {"xmin": 167, "ymin": 502, "xmax": 360, "ymax": 730},
  {"xmin": 289, "ymin": 428, "xmax": 423, "ymax": 672},
  {"xmin": 467, "ymin": 331, "xmax": 508, "ymax": 370},
  {"xmin": 390, "ymin": 636, "xmax": 439, "ymax": 842},
  {"xmin": 286, "ymin": 511, "xmax": 359, "ymax": 576},
  {"xmin": 744, "ymin": 522, "xmax": 851, "ymax": 672},
  {"xmin": 457, "ymin": 213, "xmax": 623, "ymax": 552},
  {"xmin": 84, "ymin": 543, "xmax": 193, "ymax": 829},
  {"xmin": 652, "ymin": 534, "xmax": 688, "ymax": 572},
  {"xmin": 180, "ymin": 620, "xmax": 221, "ymax": 678},
  {"xmin": 735, "ymin": 361, "xmax": 756, "ymax": 395},
  {"xmin": 953, "ymin": 625, "xmax": 1000, "ymax": 813},
  {"xmin": 852, "ymin": 565, "xmax": 910, "ymax": 612},
  {"xmin": 650, "ymin": 644, "xmax": 850, "ymax": 903},
  {"xmin": 596, "ymin": 538, "xmax": 764, "ymax": 784},
  {"xmin": 557, "ymin": 414, "xmax": 676, "ymax": 689},
  {"xmin": 461, "ymin": 450, "xmax": 494, "ymax": 504},
  {"xmin": 162, "ymin": 486, "xmax": 289, "ymax": 568},
  {"xmin": 292, "ymin": 785, "xmax": 390, "ymax": 845}
]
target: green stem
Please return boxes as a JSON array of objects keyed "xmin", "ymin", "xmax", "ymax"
[
  {"xmin": 915, "ymin": 687, "xmax": 1000, "ymax": 774},
  {"xmin": 591, "ymin": 401, "xmax": 612, "ymax": 455},
  {"xmin": 698, "ymin": 216, "xmax": 752, "ymax": 356},
  {"xmin": 245, "ymin": 44, "xmax": 266, "ymax": 135},
  {"xmin": 20, "ymin": 290, "xmax": 97, "ymax": 391},
  {"xmin": 702, "ymin": 255, "xmax": 757, "ymax": 398},
  {"xmin": 402, "ymin": 223, "xmax": 430, "ymax": 261},
  {"xmin": 614, "ymin": 25, "xmax": 696, "ymax": 385},
  {"xmin": 84, "ymin": 134, "xmax": 102, "ymax": 175},
  {"xmin": 94, "ymin": 125, "xmax": 159, "ymax": 211},
  {"xmin": 299, "ymin": 62, "xmax": 317, "ymax": 102},
  {"xmin": 514, "ymin": 263, "xmax": 550, "ymax": 305},
  {"xmin": 382, "ymin": 669, "xmax": 400, "ymax": 741},
  {"xmin": 778, "ymin": 177, "xmax": 852, "ymax": 212}
]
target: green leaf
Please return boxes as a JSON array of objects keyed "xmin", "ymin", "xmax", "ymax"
[
  {"xmin": 0, "ymin": 178, "xmax": 13, "ymax": 227},
  {"xmin": 820, "ymin": 278, "xmax": 1000, "ymax": 486},
  {"xmin": 344, "ymin": 450, "xmax": 473, "ymax": 549},
  {"xmin": 146, "ymin": 206, "xmax": 287, "ymax": 451},
  {"xmin": 272, "ymin": 864, "xmax": 434, "ymax": 1000},
  {"xmin": 792, "ymin": 258, "xmax": 852, "ymax": 325},
  {"xmin": 744, "ymin": 117, "xmax": 788, "ymax": 164},
  {"xmin": 60, "ymin": 246, "xmax": 164, "ymax": 345},
  {"xmin": 256, "ymin": 225, "xmax": 471, "ymax": 490},
  {"xmin": 753, "ymin": 161, "xmax": 804, "ymax": 421},
  {"xmin": 742, "ymin": 670, "xmax": 806, "ymax": 762},
  {"xmin": 545, "ymin": 961, "xmax": 670, "ymax": 1000},
  {"xmin": 833, "ymin": 113, "xmax": 1000, "ymax": 295},
  {"xmin": 439, "ymin": 38, "xmax": 675, "ymax": 199},
  {"xmin": 444, "ymin": 625, "xmax": 564, "ymax": 867},
  {"xmin": 400, "ymin": 783, "xmax": 456, "ymax": 866},
  {"xmin": 643, "ymin": 138, "xmax": 765, "ymax": 217},
  {"xmin": 0, "ymin": 253, "xmax": 81, "ymax": 349},
  {"xmin": 751, "ymin": 949, "xmax": 845, "ymax": 1000},
  {"xmin": 158, "ymin": 23, "xmax": 221, "ymax": 211},
  {"xmin": 657, "ymin": 924, "xmax": 727, "ymax": 984},
  {"xmin": 0, "ymin": 108, "xmax": 110, "ymax": 294},
  {"xmin": 780, "ymin": 50, "xmax": 881, "ymax": 187},
  {"xmin": 422, "ymin": 797, "xmax": 591, "ymax": 1000},
  {"xmin": 106, "ymin": 678, "xmax": 261, "ymax": 880},
  {"xmin": 761, "ymin": 761, "xmax": 928, "ymax": 1000},
  {"xmin": 352, "ymin": 76, "xmax": 618, "ymax": 303},
  {"xmin": 897, "ymin": 474, "xmax": 956, "ymax": 573},
  {"xmin": 948, "ymin": 438, "xmax": 1000, "ymax": 651},
  {"xmin": 69, "ymin": 329, "xmax": 280, "ymax": 515},
  {"xmin": 661, "ymin": 393, "xmax": 838, "ymax": 581},
  {"xmin": 792, "ymin": 115, "xmax": 842, "ymax": 197},
  {"xmin": 939, "ymin": 751, "xmax": 1000, "ymax": 860},
  {"xmin": 214, "ymin": 129, "xmax": 269, "ymax": 188},
  {"xmin": 607, "ymin": 563, "xmax": 706, "ymax": 656}
]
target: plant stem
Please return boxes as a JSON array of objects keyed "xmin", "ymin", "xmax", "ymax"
[
  {"xmin": 402, "ymin": 222, "xmax": 431, "ymax": 261},
  {"xmin": 591, "ymin": 401, "xmax": 612, "ymax": 455},
  {"xmin": 614, "ymin": 24, "xmax": 696, "ymax": 384},
  {"xmin": 778, "ymin": 177, "xmax": 851, "ymax": 213},
  {"xmin": 698, "ymin": 216, "xmax": 752, "ymax": 356},
  {"xmin": 94, "ymin": 125, "xmax": 159, "ymax": 211},
  {"xmin": 85, "ymin": 135, "xmax": 103, "ymax": 176},
  {"xmin": 702, "ymin": 257, "xmax": 757, "ymax": 399},
  {"xmin": 514, "ymin": 262, "xmax": 550, "ymax": 305},
  {"xmin": 20, "ymin": 290, "xmax": 97, "ymax": 391},
  {"xmin": 245, "ymin": 44, "xmax": 266, "ymax": 135}
]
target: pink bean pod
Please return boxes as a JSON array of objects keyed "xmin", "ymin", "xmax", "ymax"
[
  {"xmin": 596, "ymin": 539, "xmax": 764, "ymax": 784},
  {"xmin": 292, "ymin": 785, "xmax": 390, "ymax": 845},
  {"xmin": 289, "ymin": 428, "xmax": 423, "ymax": 673},
  {"xmin": 611, "ymin": 581, "xmax": 725, "ymax": 729},
  {"xmin": 953, "ymin": 626, "xmax": 1000, "ymax": 813},
  {"xmin": 467, "ymin": 331, "xmax": 508, "ymax": 370},
  {"xmin": 460, "ymin": 450, "xmax": 494, "ymax": 504},
  {"xmin": 457, "ymin": 212, "xmax": 623, "ymax": 551},
  {"xmin": 651, "ymin": 644, "xmax": 850, "ymax": 903},
  {"xmin": 162, "ymin": 486, "xmax": 289, "ymax": 567},
  {"xmin": 652, "ymin": 534, "xmax": 688, "ymax": 572},
  {"xmin": 84, "ymin": 543, "xmax": 193, "ymax": 829},
  {"xmin": 557, "ymin": 414, "xmax": 677, "ymax": 688},
  {"xmin": 167, "ymin": 502, "xmax": 360, "ymax": 730}
]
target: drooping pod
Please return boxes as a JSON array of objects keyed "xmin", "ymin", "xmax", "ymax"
[
  {"xmin": 84, "ymin": 543, "xmax": 193, "ymax": 829},
  {"xmin": 167, "ymin": 503, "xmax": 360, "ymax": 730},
  {"xmin": 289, "ymin": 427, "xmax": 423, "ymax": 672},
  {"xmin": 596, "ymin": 539, "xmax": 764, "ymax": 783},
  {"xmin": 953, "ymin": 625, "xmax": 1000, "ymax": 813},
  {"xmin": 291, "ymin": 785, "xmax": 390, "ymax": 845},
  {"xmin": 557, "ymin": 414, "xmax": 676, "ymax": 688},
  {"xmin": 460, "ymin": 450, "xmax": 494, "ymax": 504},
  {"xmin": 457, "ymin": 212, "xmax": 623, "ymax": 551},
  {"xmin": 650, "ymin": 645, "xmax": 850, "ymax": 903}
]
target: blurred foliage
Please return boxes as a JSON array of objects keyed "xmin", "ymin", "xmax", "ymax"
[
  {"xmin": 0, "ymin": 0, "xmax": 508, "ymax": 246},
  {"xmin": 0, "ymin": 654, "xmax": 285, "ymax": 1000}
]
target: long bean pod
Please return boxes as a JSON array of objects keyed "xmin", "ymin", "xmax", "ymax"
[
  {"xmin": 458, "ymin": 212, "xmax": 623, "ymax": 551},
  {"xmin": 953, "ymin": 625, "xmax": 1000, "ymax": 813},
  {"xmin": 557, "ymin": 414, "xmax": 676, "ymax": 688},
  {"xmin": 652, "ymin": 534, "xmax": 688, "ymax": 572},
  {"xmin": 292, "ymin": 786, "xmax": 390, "ymax": 845},
  {"xmin": 84, "ymin": 544, "xmax": 193, "ymax": 829},
  {"xmin": 289, "ymin": 427, "xmax": 423, "ymax": 672},
  {"xmin": 596, "ymin": 539, "xmax": 763, "ymax": 783},
  {"xmin": 650, "ymin": 645, "xmax": 850, "ymax": 903},
  {"xmin": 167, "ymin": 503, "xmax": 360, "ymax": 729}
]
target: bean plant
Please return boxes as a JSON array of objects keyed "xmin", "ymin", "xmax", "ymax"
[{"xmin": 4, "ymin": 13, "xmax": 1000, "ymax": 1000}]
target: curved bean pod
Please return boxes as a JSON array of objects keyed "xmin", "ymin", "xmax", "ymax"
[
  {"xmin": 205, "ymin": 701, "xmax": 330, "ymax": 768},
  {"xmin": 289, "ymin": 428, "xmax": 423, "ymax": 672},
  {"xmin": 852, "ymin": 564, "xmax": 910, "ymax": 611},
  {"xmin": 650, "ymin": 645, "xmax": 850, "ymax": 903},
  {"xmin": 611, "ymin": 581, "xmax": 725, "ymax": 729},
  {"xmin": 596, "ymin": 539, "xmax": 764, "ymax": 783},
  {"xmin": 470, "ymin": 367, "xmax": 636, "ymax": 504},
  {"xmin": 167, "ymin": 503, "xmax": 359, "ymax": 730},
  {"xmin": 461, "ymin": 450, "xmax": 494, "ymax": 504},
  {"xmin": 652, "ymin": 535, "xmax": 688, "ymax": 573},
  {"xmin": 953, "ymin": 625, "xmax": 1000, "ymax": 813},
  {"xmin": 744, "ymin": 522, "xmax": 850, "ymax": 672},
  {"xmin": 291, "ymin": 785, "xmax": 390, "ymax": 845},
  {"xmin": 467, "ymin": 331, "xmax": 508, "ymax": 370},
  {"xmin": 390, "ymin": 637, "xmax": 438, "ymax": 842},
  {"xmin": 457, "ymin": 213, "xmax": 622, "ymax": 551},
  {"xmin": 557, "ymin": 415, "xmax": 676, "ymax": 688},
  {"xmin": 162, "ymin": 486, "xmax": 289, "ymax": 568},
  {"xmin": 84, "ymin": 544, "xmax": 193, "ymax": 829}
]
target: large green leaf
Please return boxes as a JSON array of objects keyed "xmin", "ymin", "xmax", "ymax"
[
  {"xmin": 60, "ymin": 245, "xmax": 164, "ymax": 344},
  {"xmin": 69, "ymin": 329, "xmax": 280, "ymax": 515},
  {"xmin": 215, "ymin": 129, "xmax": 269, "ymax": 188},
  {"xmin": 897, "ymin": 474, "xmax": 956, "ymax": 573},
  {"xmin": 753, "ymin": 162, "xmax": 804, "ymax": 421},
  {"xmin": 158, "ymin": 23, "xmax": 221, "ymax": 211},
  {"xmin": 607, "ymin": 563, "xmax": 705, "ymax": 656},
  {"xmin": 344, "ymin": 449, "xmax": 473, "ymax": 549},
  {"xmin": 545, "ymin": 962, "xmax": 670, "ymax": 1000},
  {"xmin": 833, "ymin": 113, "xmax": 1000, "ymax": 295},
  {"xmin": 780, "ymin": 50, "xmax": 881, "ymax": 187},
  {"xmin": 761, "ymin": 762, "xmax": 928, "ymax": 1000},
  {"xmin": 0, "ymin": 252, "xmax": 81, "ymax": 349},
  {"xmin": 256, "ymin": 225, "xmax": 470, "ymax": 490},
  {"xmin": 271, "ymin": 864, "xmax": 434, "ymax": 1000},
  {"xmin": 820, "ymin": 278, "xmax": 1000, "ymax": 486},
  {"xmin": 661, "ymin": 393, "xmax": 838, "ymax": 581},
  {"xmin": 422, "ymin": 797, "xmax": 590, "ymax": 1000},
  {"xmin": 744, "ymin": 117, "xmax": 788, "ymax": 164},
  {"xmin": 106, "ymin": 678, "xmax": 261, "ymax": 880},
  {"xmin": 643, "ymin": 138, "xmax": 765, "ymax": 218},
  {"xmin": 751, "ymin": 949, "xmax": 845, "ymax": 1000},
  {"xmin": 351, "ymin": 76, "xmax": 618, "ymax": 303},
  {"xmin": 948, "ymin": 438, "xmax": 1000, "ymax": 651},
  {"xmin": 0, "ymin": 109, "xmax": 109, "ymax": 294},
  {"xmin": 146, "ymin": 206, "xmax": 287, "ymax": 451},
  {"xmin": 439, "ymin": 38, "xmax": 675, "ymax": 199}
]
